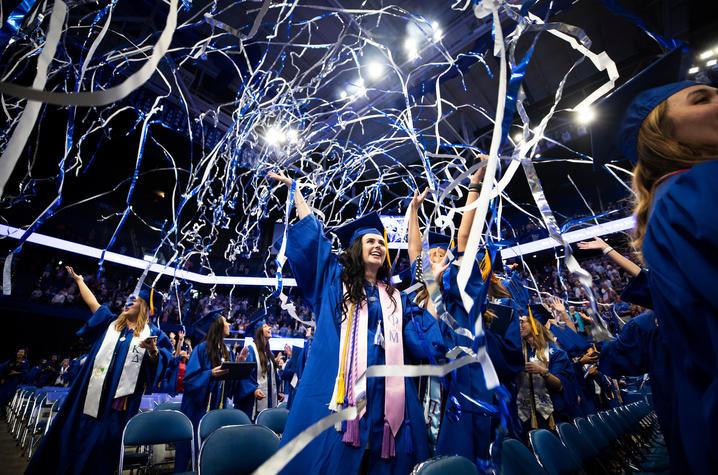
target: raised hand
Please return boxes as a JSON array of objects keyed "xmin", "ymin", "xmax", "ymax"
[
  {"xmin": 237, "ymin": 346, "xmax": 249, "ymax": 362},
  {"xmin": 577, "ymin": 237, "xmax": 608, "ymax": 251},
  {"xmin": 66, "ymin": 266, "xmax": 83, "ymax": 282},
  {"xmin": 410, "ymin": 187, "xmax": 429, "ymax": 212},
  {"xmin": 267, "ymin": 170, "xmax": 292, "ymax": 186},
  {"xmin": 431, "ymin": 254, "xmax": 451, "ymax": 284}
]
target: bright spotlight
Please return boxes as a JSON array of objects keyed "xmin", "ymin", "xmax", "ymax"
[
  {"xmin": 700, "ymin": 50, "xmax": 715, "ymax": 60},
  {"xmin": 535, "ymin": 153, "xmax": 542, "ymax": 158},
  {"xmin": 340, "ymin": 90, "xmax": 348, "ymax": 99},
  {"xmin": 688, "ymin": 66, "xmax": 699, "ymax": 75},
  {"xmin": 264, "ymin": 126, "xmax": 285, "ymax": 145},
  {"xmin": 513, "ymin": 133, "xmax": 522, "ymax": 143},
  {"xmin": 354, "ymin": 78, "xmax": 366, "ymax": 96},
  {"xmin": 404, "ymin": 37, "xmax": 419, "ymax": 59},
  {"xmin": 576, "ymin": 108, "xmax": 595, "ymax": 124},
  {"xmin": 367, "ymin": 62, "xmax": 384, "ymax": 80},
  {"xmin": 708, "ymin": 59, "xmax": 717, "ymax": 67},
  {"xmin": 287, "ymin": 129, "xmax": 299, "ymax": 144}
]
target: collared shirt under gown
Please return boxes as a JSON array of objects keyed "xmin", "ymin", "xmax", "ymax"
[
  {"xmin": 641, "ymin": 160, "xmax": 718, "ymax": 474},
  {"xmin": 25, "ymin": 306, "xmax": 172, "ymax": 475},
  {"xmin": 278, "ymin": 214, "xmax": 444, "ymax": 475}
]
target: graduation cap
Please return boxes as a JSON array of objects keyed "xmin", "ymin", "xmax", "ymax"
[
  {"xmin": 245, "ymin": 315, "xmax": 267, "ymax": 338},
  {"xmin": 591, "ymin": 47, "xmax": 694, "ymax": 169},
  {"xmin": 528, "ymin": 304, "xmax": 552, "ymax": 326},
  {"xmin": 428, "ymin": 232, "xmax": 453, "ymax": 251},
  {"xmin": 137, "ymin": 283, "xmax": 163, "ymax": 317},
  {"xmin": 334, "ymin": 212, "xmax": 386, "ymax": 249}
]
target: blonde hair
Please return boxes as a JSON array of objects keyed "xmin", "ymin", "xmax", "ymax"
[
  {"xmin": 115, "ymin": 297, "xmax": 149, "ymax": 333},
  {"xmin": 522, "ymin": 321, "xmax": 555, "ymax": 365},
  {"xmin": 632, "ymin": 100, "xmax": 717, "ymax": 258}
]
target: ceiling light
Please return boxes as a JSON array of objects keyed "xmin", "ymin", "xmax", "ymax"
[
  {"xmin": 707, "ymin": 59, "xmax": 717, "ymax": 67},
  {"xmin": 367, "ymin": 62, "xmax": 384, "ymax": 80},
  {"xmin": 340, "ymin": 90, "xmax": 348, "ymax": 99},
  {"xmin": 264, "ymin": 126, "xmax": 285, "ymax": 145},
  {"xmin": 535, "ymin": 153, "xmax": 541, "ymax": 158},
  {"xmin": 688, "ymin": 66, "xmax": 699, "ymax": 75},
  {"xmin": 576, "ymin": 107, "xmax": 595, "ymax": 124},
  {"xmin": 513, "ymin": 133, "xmax": 522, "ymax": 142},
  {"xmin": 700, "ymin": 50, "xmax": 715, "ymax": 60},
  {"xmin": 286, "ymin": 129, "xmax": 299, "ymax": 143}
]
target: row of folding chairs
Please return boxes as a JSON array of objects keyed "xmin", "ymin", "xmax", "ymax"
[
  {"xmin": 5, "ymin": 386, "xmax": 69, "ymax": 459},
  {"xmin": 121, "ymin": 406, "xmax": 290, "ymax": 474},
  {"xmin": 496, "ymin": 401, "xmax": 668, "ymax": 475}
]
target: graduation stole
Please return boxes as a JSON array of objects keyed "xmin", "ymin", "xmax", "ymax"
[
  {"xmin": 329, "ymin": 283, "xmax": 404, "ymax": 458},
  {"xmin": 247, "ymin": 342, "xmax": 277, "ymax": 418},
  {"xmin": 83, "ymin": 320, "xmax": 151, "ymax": 418}
]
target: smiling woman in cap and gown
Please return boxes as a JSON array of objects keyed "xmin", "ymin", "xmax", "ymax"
[
  {"xmin": 26, "ymin": 267, "xmax": 173, "ymax": 475},
  {"xmin": 234, "ymin": 317, "xmax": 283, "ymax": 419},
  {"xmin": 591, "ymin": 46, "xmax": 718, "ymax": 472},
  {"xmin": 268, "ymin": 171, "xmax": 444, "ymax": 475}
]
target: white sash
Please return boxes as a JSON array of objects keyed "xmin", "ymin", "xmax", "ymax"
[
  {"xmin": 83, "ymin": 320, "xmax": 151, "ymax": 418},
  {"xmin": 248, "ymin": 342, "xmax": 277, "ymax": 418}
]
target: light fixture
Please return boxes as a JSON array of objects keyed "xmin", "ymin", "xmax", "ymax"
[
  {"xmin": 264, "ymin": 126, "xmax": 285, "ymax": 145},
  {"xmin": 576, "ymin": 107, "xmax": 595, "ymax": 124},
  {"xmin": 535, "ymin": 153, "xmax": 542, "ymax": 158},
  {"xmin": 700, "ymin": 50, "xmax": 715, "ymax": 60},
  {"xmin": 708, "ymin": 59, "xmax": 717, "ymax": 67},
  {"xmin": 367, "ymin": 61, "xmax": 384, "ymax": 80},
  {"xmin": 340, "ymin": 90, "xmax": 348, "ymax": 99},
  {"xmin": 688, "ymin": 66, "xmax": 699, "ymax": 74},
  {"xmin": 354, "ymin": 78, "xmax": 367, "ymax": 96},
  {"xmin": 404, "ymin": 37, "xmax": 419, "ymax": 59},
  {"xmin": 431, "ymin": 21, "xmax": 443, "ymax": 42},
  {"xmin": 513, "ymin": 133, "xmax": 522, "ymax": 142},
  {"xmin": 286, "ymin": 129, "xmax": 299, "ymax": 144}
]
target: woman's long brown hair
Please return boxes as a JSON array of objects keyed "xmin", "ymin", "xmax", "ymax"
[{"xmin": 632, "ymin": 101, "xmax": 717, "ymax": 258}]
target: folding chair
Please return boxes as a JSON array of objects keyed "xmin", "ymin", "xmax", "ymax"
[
  {"xmin": 255, "ymin": 407, "xmax": 289, "ymax": 436},
  {"xmin": 198, "ymin": 424, "xmax": 279, "ymax": 475},
  {"xmin": 528, "ymin": 429, "xmax": 583, "ymax": 475},
  {"xmin": 411, "ymin": 455, "xmax": 479, "ymax": 475},
  {"xmin": 198, "ymin": 408, "xmax": 251, "ymax": 447},
  {"xmin": 120, "ymin": 409, "xmax": 196, "ymax": 474},
  {"xmin": 490, "ymin": 438, "xmax": 546, "ymax": 475}
]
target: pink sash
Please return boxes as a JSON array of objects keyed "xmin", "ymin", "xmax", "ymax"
[{"xmin": 329, "ymin": 282, "xmax": 405, "ymax": 457}]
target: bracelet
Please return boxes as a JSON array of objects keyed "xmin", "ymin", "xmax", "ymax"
[
  {"xmin": 602, "ymin": 247, "xmax": 614, "ymax": 255},
  {"xmin": 468, "ymin": 183, "xmax": 482, "ymax": 192},
  {"xmin": 542, "ymin": 371, "xmax": 550, "ymax": 378}
]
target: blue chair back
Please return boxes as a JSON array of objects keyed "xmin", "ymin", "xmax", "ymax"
[
  {"xmin": 412, "ymin": 455, "xmax": 478, "ymax": 475},
  {"xmin": 255, "ymin": 407, "xmax": 290, "ymax": 435},
  {"xmin": 121, "ymin": 409, "xmax": 194, "ymax": 472},
  {"xmin": 529, "ymin": 429, "xmax": 582, "ymax": 475},
  {"xmin": 198, "ymin": 424, "xmax": 279, "ymax": 475},
  {"xmin": 154, "ymin": 400, "xmax": 182, "ymax": 411},
  {"xmin": 588, "ymin": 414, "xmax": 618, "ymax": 441},
  {"xmin": 198, "ymin": 408, "xmax": 251, "ymax": 444},
  {"xmin": 494, "ymin": 438, "xmax": 545, "ymax": 475},
  {"xmin": 557, "ymin": 422, "xmax": 599, "ymax": 462},
  {"xmin": 574, "ymin": 418, "xmax": 609, "ymax": 451}
]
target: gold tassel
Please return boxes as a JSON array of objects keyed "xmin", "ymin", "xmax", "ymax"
[
  {"xmin": 383, "ymin": 230, "xmax": 392, "ymax": 268},
  {"xmin": 149, "ymin": 288, "xmax": 155, "ymax": 316},
  {"xmin": 528, "ymin": 306, "xmax": 539, "ymax": 336},
  {"xmin": 336, "ymin": 303, "xmax": 354, "ymax": 405}
]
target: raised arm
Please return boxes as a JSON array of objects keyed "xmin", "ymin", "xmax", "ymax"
[
  {"xmin": 457, "ymin": 154, "xmax": 488, "ymax": 253},
  {"xmin": 577, "ymin": 237, "xmax": 641, "ymax": 277},
  {"xmin": 268, "ymin": 171, "xmax": 311, "ymax": 220},
  {"xmin": 407, "ymin": 188, "xmax": 429, "ymax": 264},
  {"xmin": 66, "ymin": 266, "xmax": 100, "ymax": 313}
]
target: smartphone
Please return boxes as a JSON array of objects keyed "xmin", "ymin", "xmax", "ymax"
[{"xmin": 143, "ymin": 336, "xmax": 158, "ymax": 342}]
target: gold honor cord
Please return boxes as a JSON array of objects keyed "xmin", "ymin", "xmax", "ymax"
[{"xmin": 336, "ymin": 302, "xmax": 354, "ymax": 405}]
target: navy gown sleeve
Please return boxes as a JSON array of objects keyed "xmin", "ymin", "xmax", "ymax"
[
  {"xmin": 285, "ymin": 215, "xmax": 340, "ymax": 315},
  {"xmin": 147, "ymin": 328, "xmax": 174, "ymax": 390},
  {"xmin": 401, "ymin": 293, "xmax": 445, "ymax": 361},
  {"xmin": 183, "ymin": 344, "xmax": 212, "ymax": 402},
  {"xmin": 76, "ymin": 305, "xmax": 115, "ymax": 344},
  {"xmin": 238, "ymin": 347, "xmax": 259, "ymax": 398},
  {"xmin": 598, "ymin": 312, "xmax": 654, "ymax": 378}
]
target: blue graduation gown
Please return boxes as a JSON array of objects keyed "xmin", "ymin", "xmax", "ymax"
[
  {"xmin": 521, "ymin": 342, "xmax": 573, "ymax": 429},
  {"xmin": 436, "ymin": 264, "xmax": 524, "ymax": 461},
  {"xmin": 24, "ymin": 364, "xmax": 42, "ymax": 386},
  {"xmin": 234, "ymin": 344, "xmax": 280, "ymax": 419},
  {"xmin": 599, "ymin": 311, "xmax": 672, "ymax": 445},
  {"xmin": 160, "ymin": 355, "xmax": 182, "ymax": 395},
  {"xmin": 500, "ymin": 270, "xmax": 529, "ymax": 314},
  {"xmin": 26, "ymin": 306, "xmax": 172, "ymax": 475},
  {"xmin": 642, "ymin": 159, "xmax": 718, "ymax": 474},
  {"xmin": 0, "ymin": 359, "xmax": 29, "ymax": 406},
  {"xmin": 279, "ymin": 214, "xmax": 443, "ymax": 475},
  {"xmin": 281, "ymin": 345, "xmax": 305, "ymax": 410},
  {"xmin": 175, "ymin": 341, "xmax": 233, "ymax": 472}
]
